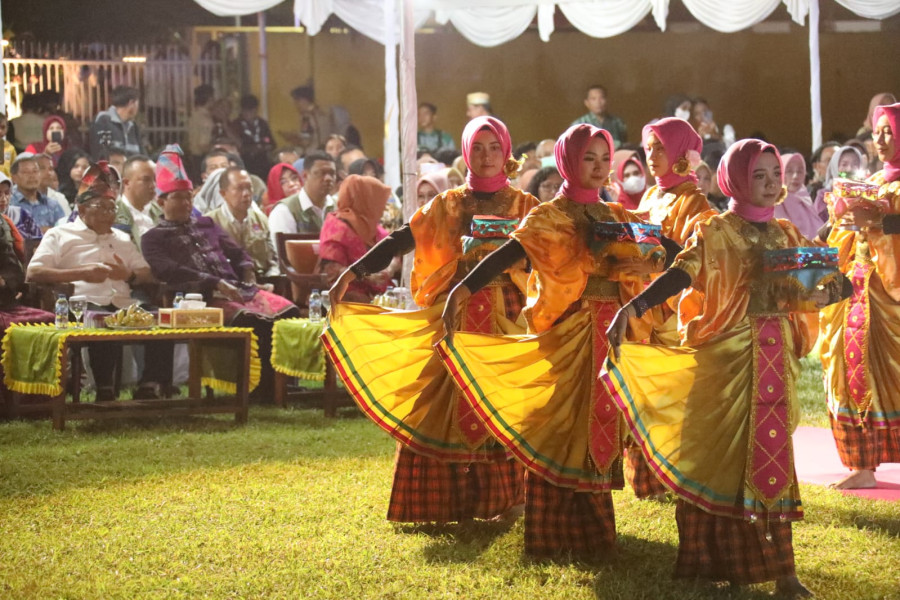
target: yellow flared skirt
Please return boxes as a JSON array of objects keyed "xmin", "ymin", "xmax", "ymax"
[
  {"xmin": 322, "ymin": 297, "xmax": 521, "ymax": 462},
  {"xmin": 438, "ymin": 304, "xmax": 624, "ymax": 492},
  {"xmin": 601, "ymin": 318, "xmax": 804, "ymax": 521}
]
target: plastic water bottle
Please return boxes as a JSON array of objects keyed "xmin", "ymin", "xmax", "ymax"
[
  {"xmin": 55, "ymin": 294, "xmax": 69, "ymax": 329},
  {"xmin": 308, "ymin": 289, "xmax": 322, "ymax": 323},
  {"xmin": 321, "ymin": 293, "xmax": 331, "ymax": 317},
  {"xmin": 172, "ymin": 292, "xmax": 184, "ymax": 309}
]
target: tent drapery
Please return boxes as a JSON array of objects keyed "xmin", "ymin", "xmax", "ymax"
[
  {"xmin": 192, "ymin": 1, "xmax": 898, "ymax": 46},
  {"xmin": 190, "ymin": 0, "xmax": 899, "ymax": 183}
]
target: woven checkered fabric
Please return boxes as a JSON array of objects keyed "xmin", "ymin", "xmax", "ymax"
[
  {"xmin": 624, "ymin": 445, "xmax": 668, "ymax": 499},
  {"xmin": 386, "ymin": 446, "xmax": 525, "ymax": 523},
  {"xmin": 523, "ymin": 472, "xmax": 616, "ymax": 559},
  {"xmin": 830, "ymin": 415, "xmax": 900, "ymax": 471},
  {"xmin": 674, "ymin": 501, "xmax": 795, "ymax": 585},
  {"xmin": 499, "ymin": 282, "xmax": 524, "ymax": 321}
]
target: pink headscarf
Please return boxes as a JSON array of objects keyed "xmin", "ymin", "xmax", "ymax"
[
  {"xmin": 417, "ymin": 171, "xmax": 451, "ymax": 196},
  {"xmin": 641, "ymin": 117, "xmax": 702, "ymax": 190},
  {"xmin": 461, "ymin": 116, "xmax": 512, "ymax": 194},
  {"xmin": 719, "ymin": 139, "xmax": 783, "ymax": 223},
  {"xmin": 873, "ymin": 102, "xmax": 900, "ymax": 182},
  {"xmin": 554, "ymin": 123, "xmax": 614, "ymax": 204},
  {"xmin": 774, "ymin": 153, "xmax": 823, "ymax": 239}
]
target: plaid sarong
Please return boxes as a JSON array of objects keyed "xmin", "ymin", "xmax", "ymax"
[
  {"xmin": 523, "ymin": 471, "xmax": 617, "ymax": 560},
  {"xmin": 625, "ymin": 445, "xmax": 668, "ymax": 499},
  {"xmin": 386, "ymin": 445, "xmax": 524, "ymax": 523},
  {"xmin": 674, "ymin": 500, "xmax": 795, "ymax": 585},
  {"xmin": 830, "ymin": 415, "xmax": 900, "ymax": 471}
]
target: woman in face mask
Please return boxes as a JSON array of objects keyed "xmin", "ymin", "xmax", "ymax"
[{"xmin": 611, "ymin": 149, "xmax": 647, "ymax": 210}]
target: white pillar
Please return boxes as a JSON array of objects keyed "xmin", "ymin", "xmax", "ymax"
[
  {"xmin": 258, "ymin": 11, "xmax": 268, "ymax": 120},
  {"xmin": 0, "ymin": 3, "xmax": 5, "ymax": 115},
  {"xmin": 809, "ymin": 0, "xmax": 822, "ymax": 152},
  {"xmin": 383, "ymin": 0, "xmax": 401, "ymax": 191},
  {"xmin": 399, "ymin": 0, "xmax": 418, "ymax": 289}
]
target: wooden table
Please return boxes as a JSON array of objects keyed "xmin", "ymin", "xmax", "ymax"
[{"xmin": 3, "ymin": 326, "xmax": 256, "ymax": 430}]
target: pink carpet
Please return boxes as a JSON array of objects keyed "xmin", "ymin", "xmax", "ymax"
[{"xmin": 793, "ymin": 426, "xmax": 900, "ymax": 501}]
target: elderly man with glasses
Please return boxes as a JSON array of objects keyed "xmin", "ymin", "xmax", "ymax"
[{"xmin": 26, "ymin": 162, "xmax": 172, "ymax": 401}]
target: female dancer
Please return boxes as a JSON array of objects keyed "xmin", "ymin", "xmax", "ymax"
[
  {"xmin": 324, "ymin": 117, "xmax": 538, "ymax": 524},
  {"xmin": 627, "ymin": 117, "xmax": 717, "ymax": 498},
  {"xmin": 438, "ymin": 124, "xmax": 673, "ymax": 558},
  {"xmin": 820, "ymin": 102, "xmax": 900, "ymax": 489},
  {"xmin": 604, "ymin": 139, "xmax": 849, "ymax": 596}
]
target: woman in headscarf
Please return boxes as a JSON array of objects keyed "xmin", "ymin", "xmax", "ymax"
[
  {"xmin": 415, "ymin": 170, "xmax": 451, "ymax": 208},
  {"xmin": 813, "ymin": 145, "xmax": 867, "ymax": 220},
  {"xmin": 324, "ymin": 117, "xmax": 539, "ymax": 526},
  {"xmin": 605, "ymin": 139, "xmax": 849, "ymax": 597},
  {"xmin": 627, "ymin": 117, "xmax": 717, "ymax": 499},
  {"xmin": 263, "ymin": 162, "xmax": 302, "ymax": 215},
  {"xmin": 24, "ymin": 116, "xmax": 69, "ymax": 166},
  {"xmin": 56, "ymin": 148, "xmax": 90, "ymax": 205},
  {"xmin": 774, "ymin": 153, "xmax": 823, "ymax": 240},
  {"xmin": 610, "ymin": 149, "xmax": 647, "ymax": 210},
  {"xmin": 317, "ymin": 175, "xmax": 394, "ymax": 303},
  {"xmin": 858, "ymin": 93, "xmax": 896, "ymax": 137},
  {"xmin": 819, "ymin": 102, "xmax": 900, "ymax": 490},
  {"xmin": 437, "ymin": 124, "xmax": 673, "ymax": 558},
  {"xmin": 525, "ymin": 165, "xmax": 563, "ymax": 204}
]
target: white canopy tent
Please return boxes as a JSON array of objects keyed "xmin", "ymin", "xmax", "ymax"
[{"xmin": 190, "ymin": 0, "xmax": 899, "ymax": 207}]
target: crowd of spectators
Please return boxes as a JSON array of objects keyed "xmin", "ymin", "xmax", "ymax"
[{"xmin": 0, "ymin": 81, "xmax": 893, "ymax": 402}]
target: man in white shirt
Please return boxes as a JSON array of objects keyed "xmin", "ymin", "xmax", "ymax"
[
  {"xmin": 268, "ymin": 151, "xmax": 336, "ymax": 248},
  {"xmin": 27, "ymin": 163, "xmax": 171, "ymax": 400},
  {"xmin": 114, "ymin": 155, "xmax": 162, "ymax": 249}
]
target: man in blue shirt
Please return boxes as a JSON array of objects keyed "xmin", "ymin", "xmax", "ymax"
[{"xmin": 10, "ymin": 154, "xmax": 64, "ymax": 232}]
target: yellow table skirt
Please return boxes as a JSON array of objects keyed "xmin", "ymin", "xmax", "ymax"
[{"xmin": 1, "ymin": 324, "xmax": 260, "ymax": 395}]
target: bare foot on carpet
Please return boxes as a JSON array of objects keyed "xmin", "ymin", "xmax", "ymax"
[
  {"xmin": 829, "ymin": 469, "xmax": 877, "ymax": 489},
  {"xmin": 775, "ymin": 575, "xmax": 813, "ymax": 598}
]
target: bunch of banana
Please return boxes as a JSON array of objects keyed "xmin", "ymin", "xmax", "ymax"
[{"xmin": 104, "ymin": 303, "xmax": 156, "ymax": 328}]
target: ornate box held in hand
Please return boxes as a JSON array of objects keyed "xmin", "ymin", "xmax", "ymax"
[
  {"xmin": 825, "ymin": 178, "xmax": 888, "ymax": 222},
  {"xmin": 591, "ymin": 222, "xmax": 666, "ymax": 273},
  {"xmin": 461, "ymin": 215, "xmax": 519, "ymax": 260},
  {"xmin": 758, "ymin": 247, "xmax": 841, "ymax": 313}
]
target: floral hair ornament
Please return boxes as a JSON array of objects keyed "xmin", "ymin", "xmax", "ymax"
[
  {"xmin": 672, "ymin": 149, "xmax": 702, "ymax": 177},
  {"xmin": 504, "ymin": 155, "xmax": 525, "ymax": 178}
]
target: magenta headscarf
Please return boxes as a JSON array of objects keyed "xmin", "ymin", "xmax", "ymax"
[
  {"xmin": 461, "ymin": 116, "xmax": 512, "ymax": 193},
  {"xmin": 719, "ymin": 139, "xmax": 783, "ymax": 223},
  {"xmin": 641, "ymin": 117, "xmax": 702, "ymax": 190},
  {"xmin": 554, "ymin": 124, "xmax": 614, "ymax": 204},
  {"xmin": 873, "ymin": 102, "xmax": 900, "ymax": 182}
]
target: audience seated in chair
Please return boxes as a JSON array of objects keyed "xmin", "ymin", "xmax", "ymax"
[
  {"xmin": 207, "ymin": 166, "xmax": 280, "ymax": 281},
  {"xmin": 140, "ymin": 145, "xmax": 300, "ymax": 400},
  {"xmin": 317, "ymin": 174, "xmax": 397, "ymax": 303},
  {"xmin": 25, "ymin": 162, "xmax": 172, "ymax": 401}
]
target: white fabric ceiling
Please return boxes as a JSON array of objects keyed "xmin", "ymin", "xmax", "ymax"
[{"xmin": 193, "ymin": 0, "xmax": 900, "ymax": 47}]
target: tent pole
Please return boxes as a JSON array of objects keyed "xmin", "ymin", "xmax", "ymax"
[
  {"xmin": 0, "ymin": 2, "xmax": 5, "ymax": 116},
  {"xmin": 383, "ymin": 0, "xmax": 401, "ymax": 191},
  {"xmin": 809, "ymin": 0, "xmax": 822, "ymax": 152},
  {"xmin": 399, "ymin": 0, "xmax": 418, "ymax": 289},
  {"xmin": 258, "ymin": 11, "xmax": 268, "ymax": 120}
]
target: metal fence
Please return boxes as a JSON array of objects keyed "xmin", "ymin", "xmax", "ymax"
[{"xmin": 3, "ymin": 41, "xmax": 223, "ymax": 153}]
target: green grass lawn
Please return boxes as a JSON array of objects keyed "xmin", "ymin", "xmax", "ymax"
[{"xmin": 1, "ymin": 359, "xmax": 899, "ymax": 599}]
